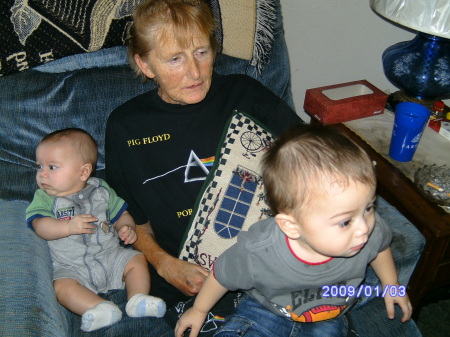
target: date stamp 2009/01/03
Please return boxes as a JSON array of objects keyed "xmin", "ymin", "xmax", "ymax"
[{"xmin": 322, "ymin": 285, "xmax": 407, "ymax": 298}]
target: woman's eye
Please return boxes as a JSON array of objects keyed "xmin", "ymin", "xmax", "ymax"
[
  {"xmin": 196, "ymin": 49, "xmax": 211, "ymax": 58},
  {"xmin": 168, "ymin": 56, "xmax": 182, "ymax": 65}
]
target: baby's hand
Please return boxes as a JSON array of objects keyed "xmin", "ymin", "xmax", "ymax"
[
  {"xmin": 68, "ymin": 215, "xmax": 97, "ymax": 235},
  {"xmin": 118, "ymin": 225, "xmax": 137, "ymax": 245},
  {"xmin": 384, "ymin": 284, "xmax": 412, "ymax": 322}
]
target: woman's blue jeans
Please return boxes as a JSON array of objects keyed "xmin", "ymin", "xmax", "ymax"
[{"xmin": 215, "ymin": 296, "xmax": 348, "ymax": 337}]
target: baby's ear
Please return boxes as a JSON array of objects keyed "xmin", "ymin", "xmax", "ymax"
[
  {"xmin": 275, "ymin": 213, "xmax": 302, "ymax": 239},
  {"xmin": 80, "ymin": 164, "xmax": 93, "ymax": 181}
]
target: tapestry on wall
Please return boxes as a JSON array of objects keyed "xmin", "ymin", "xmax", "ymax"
[
  {"xmin": 1, "ymin": 0, "xmax": 274, "ymax": 77},
  {"xmin": 179, "ymin": 111, "xmax": 275, "ymax": 271},
  {"xmin": 0, "ymin": 0, "xmax": 146, "ymax": 76}
]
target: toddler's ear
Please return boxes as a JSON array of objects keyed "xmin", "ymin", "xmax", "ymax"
[
  {"xmin": 81, "ymin": 164, "xmax": 93, "ymax": 181},
  {"xmin": 275, "ymin": 213, "xmax": 302, "ymax": 239}
]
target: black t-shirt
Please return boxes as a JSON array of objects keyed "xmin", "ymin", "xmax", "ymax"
[{"xmin": 105, "ymin": 73, "xmax": 303, "ymax": 301}]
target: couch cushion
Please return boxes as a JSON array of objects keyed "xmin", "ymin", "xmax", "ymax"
[
  {"xmin": 349, "ymin": 296, "xmax": 422, "ymax": 336},
  {"xmin": 354, "ymin": 196, "xmax": 425, "ymax": 308},
  {"xmin": 0, "ymin": 65, "xmax": 153, "ymax": 201},
  {"xmin": 0, "ymin": 200, "xmax": 67, "ymax": 336}
]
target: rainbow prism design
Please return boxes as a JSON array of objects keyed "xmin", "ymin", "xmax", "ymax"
[{"xmin": 201, "ymin": 156, "xmax": 215, "ymax": 167}]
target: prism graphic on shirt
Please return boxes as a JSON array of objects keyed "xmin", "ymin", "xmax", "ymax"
[{"xmin": 143, "ymin": 150, "xmax": 214, "ymax": 184}]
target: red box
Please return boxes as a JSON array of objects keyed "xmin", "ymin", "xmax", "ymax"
[
  {"xmin": 303, "ymin": 80, "xmax": 388, "ymax": 125},
  {"xmin": 428, "ymin": 118, "xmax": 450, "ymax": 141}
]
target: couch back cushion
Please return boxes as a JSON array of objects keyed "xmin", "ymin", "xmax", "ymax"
[{"xmin": 0, "ymin": 66, "xmax": 153, "ymax": 201}]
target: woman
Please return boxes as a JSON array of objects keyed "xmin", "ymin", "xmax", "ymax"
[{"xmin": 105, "ymin": 0, "xmax": 304, "ymax": 333}]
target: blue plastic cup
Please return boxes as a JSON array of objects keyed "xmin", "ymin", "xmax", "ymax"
[{"xmin": 389, "ymin": 102, "xmax": 430, "ymax": 162}]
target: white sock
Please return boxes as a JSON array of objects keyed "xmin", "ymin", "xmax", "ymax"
[
  {"xmin": 80, "ymin": 301, "xmax": 122, "ymax": 332},
  {"xmin": 125, "ymin": 293, "xmax": 166, "ymax": 318}
]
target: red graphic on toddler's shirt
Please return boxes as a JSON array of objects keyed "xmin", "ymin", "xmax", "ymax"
[{"xmin": 286, "ymin": 304, "xmax": 347, "ymax": 322}]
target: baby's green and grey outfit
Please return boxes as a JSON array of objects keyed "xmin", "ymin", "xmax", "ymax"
[{"xmin": 26, "ymin": 177, "xmax": 140, "ymax": 293}]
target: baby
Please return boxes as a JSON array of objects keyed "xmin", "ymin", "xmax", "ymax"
[
  {"xmin": 175, "ymin": 124, "xmax": 412, "ymax": 337},
  {"xmin": 26, "ymin": 128, "xmax": 166, "ymax": 332}
]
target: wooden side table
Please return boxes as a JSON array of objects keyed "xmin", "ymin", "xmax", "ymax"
[{"xmin": 334, "ymin": 111, "xmax": 450, "ymax": 308}]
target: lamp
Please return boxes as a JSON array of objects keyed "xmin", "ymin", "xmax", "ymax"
[{"xmin": 370, "ymin": 0, "xmax": 450, "ymax": 109}]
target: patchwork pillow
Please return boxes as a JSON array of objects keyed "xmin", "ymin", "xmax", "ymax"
[{"xmin": 179, "ymin": 111, "xmax": 275, "ymax": 270}]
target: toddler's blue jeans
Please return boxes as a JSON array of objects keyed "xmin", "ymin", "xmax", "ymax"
[{"xmin": 215, "ymin": 295, "xmax": 348, "ymax": 337}]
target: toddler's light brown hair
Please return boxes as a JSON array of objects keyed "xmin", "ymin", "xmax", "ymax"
[{"xmin": 262, "ymin": 124, "xmax": 376, "ymax": 219}]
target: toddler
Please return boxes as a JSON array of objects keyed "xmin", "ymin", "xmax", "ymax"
[{"xmin": 175, "ymin": 125, "xmax": 412, "ymax": 337}]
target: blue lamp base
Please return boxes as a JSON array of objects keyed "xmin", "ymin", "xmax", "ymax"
[
  {"xmin": 386, "ymin": 91, "xmax": 436, "ymax": 113},
  {"xmin": 382, "ymin": 32, "xmax": 450, "ymax": 102}
]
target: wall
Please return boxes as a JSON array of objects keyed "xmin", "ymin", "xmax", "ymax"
[{"xmin": 280, "ymin": 0, "xmax": 415, "ymax": 121}]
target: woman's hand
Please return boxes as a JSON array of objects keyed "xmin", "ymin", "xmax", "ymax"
[
  {"xmin": 134, "ymin": 223, "xmax": 209, "ymax": 296},
  {"xmin": 159, "ymin": 255, "xmax": 209, "ymax": 296}
]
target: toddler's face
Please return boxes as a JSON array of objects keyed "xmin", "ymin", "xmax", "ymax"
[
  {"xmin": 35, "ymin": 141, "xmax": 87, "ymax": 197},
  {"xmin": 291, "ymin": 180, "xmax": 376, "ymax": 263}
]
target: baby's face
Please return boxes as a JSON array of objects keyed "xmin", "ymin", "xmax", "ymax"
[
  {"xmin": 291, "ymin": 180, "xmax": 376, "ymax": 263},
  {"xmin": 35, "ymin": 140, "xmax": 87, "ymax": 197}
]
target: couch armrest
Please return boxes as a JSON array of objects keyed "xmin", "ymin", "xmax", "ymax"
[
  {"xmin": 349, "ymin": 196, "xmax": 424, "ymax": 336},
  {"xmin": 0, "ymin": 200, "xmax": 67, "ymax": 336}
]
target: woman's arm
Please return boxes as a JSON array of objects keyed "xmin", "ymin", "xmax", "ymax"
[
  {"xmin": 175, "ymin": 273, "xmax": 228, "ymax": 337},
  {"xmin": 370, "ymin": 247, "xmax": 412, "ymax": 322},
  {"xmin": 134, "ymin": 222, "xmax": 209, "ymax": 296}
]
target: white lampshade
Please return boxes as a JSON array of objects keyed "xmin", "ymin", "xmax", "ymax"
[{"xmin": 370, "ymin": 0, "xmax": 450, "ymax": 39}]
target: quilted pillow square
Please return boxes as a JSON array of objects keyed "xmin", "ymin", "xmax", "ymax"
[{"xmin": 179, "ymin": 111, "xmax": 275, "ymax": 270}]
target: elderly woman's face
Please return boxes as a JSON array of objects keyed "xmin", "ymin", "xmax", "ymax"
[{"xmin": 136, "ymin": 30, "xmax": 214, "ymax": 105}]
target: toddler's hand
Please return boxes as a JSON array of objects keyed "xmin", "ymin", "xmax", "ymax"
[
  {"xmin": 68, "ymin": 215, "xmax": 97, "ymax": 235},
  {"xmin": 118, "ymin": 225, "xmax": 137, "ymax": 245},
  {"xmin": 384, "ymin": 284, "xmax": 412, "ymax": 322},
  {"xmin": 175, "ymin": 307, "xmax": 208, "ymax": 337}
]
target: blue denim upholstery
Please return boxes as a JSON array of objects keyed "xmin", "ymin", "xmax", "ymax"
[
  {"xmin": 0, "ymin": 200, "xmax": 68, "ymax": 336},
  {"xmin": 354, "ymin": 197, "xmax": 425, "ymax": 308},
  {"xmin": 0, "ymin": 64, "xmax": 152, "ymax": 202},
  {"xmin": 349, "ymin": 197, "xmax": 425, "ymax": 336},
  {"xmin": 0, "ymin": 200, "xmax": 173, "ymax": 337},
  {"xmin": 0, "ymin": 2, "xmax": 424, "ymax": 335}
]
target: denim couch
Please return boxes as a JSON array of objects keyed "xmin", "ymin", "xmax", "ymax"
[{"xmin": 0, "ymin": 8, "xmax": 425, "ymax": 337}]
